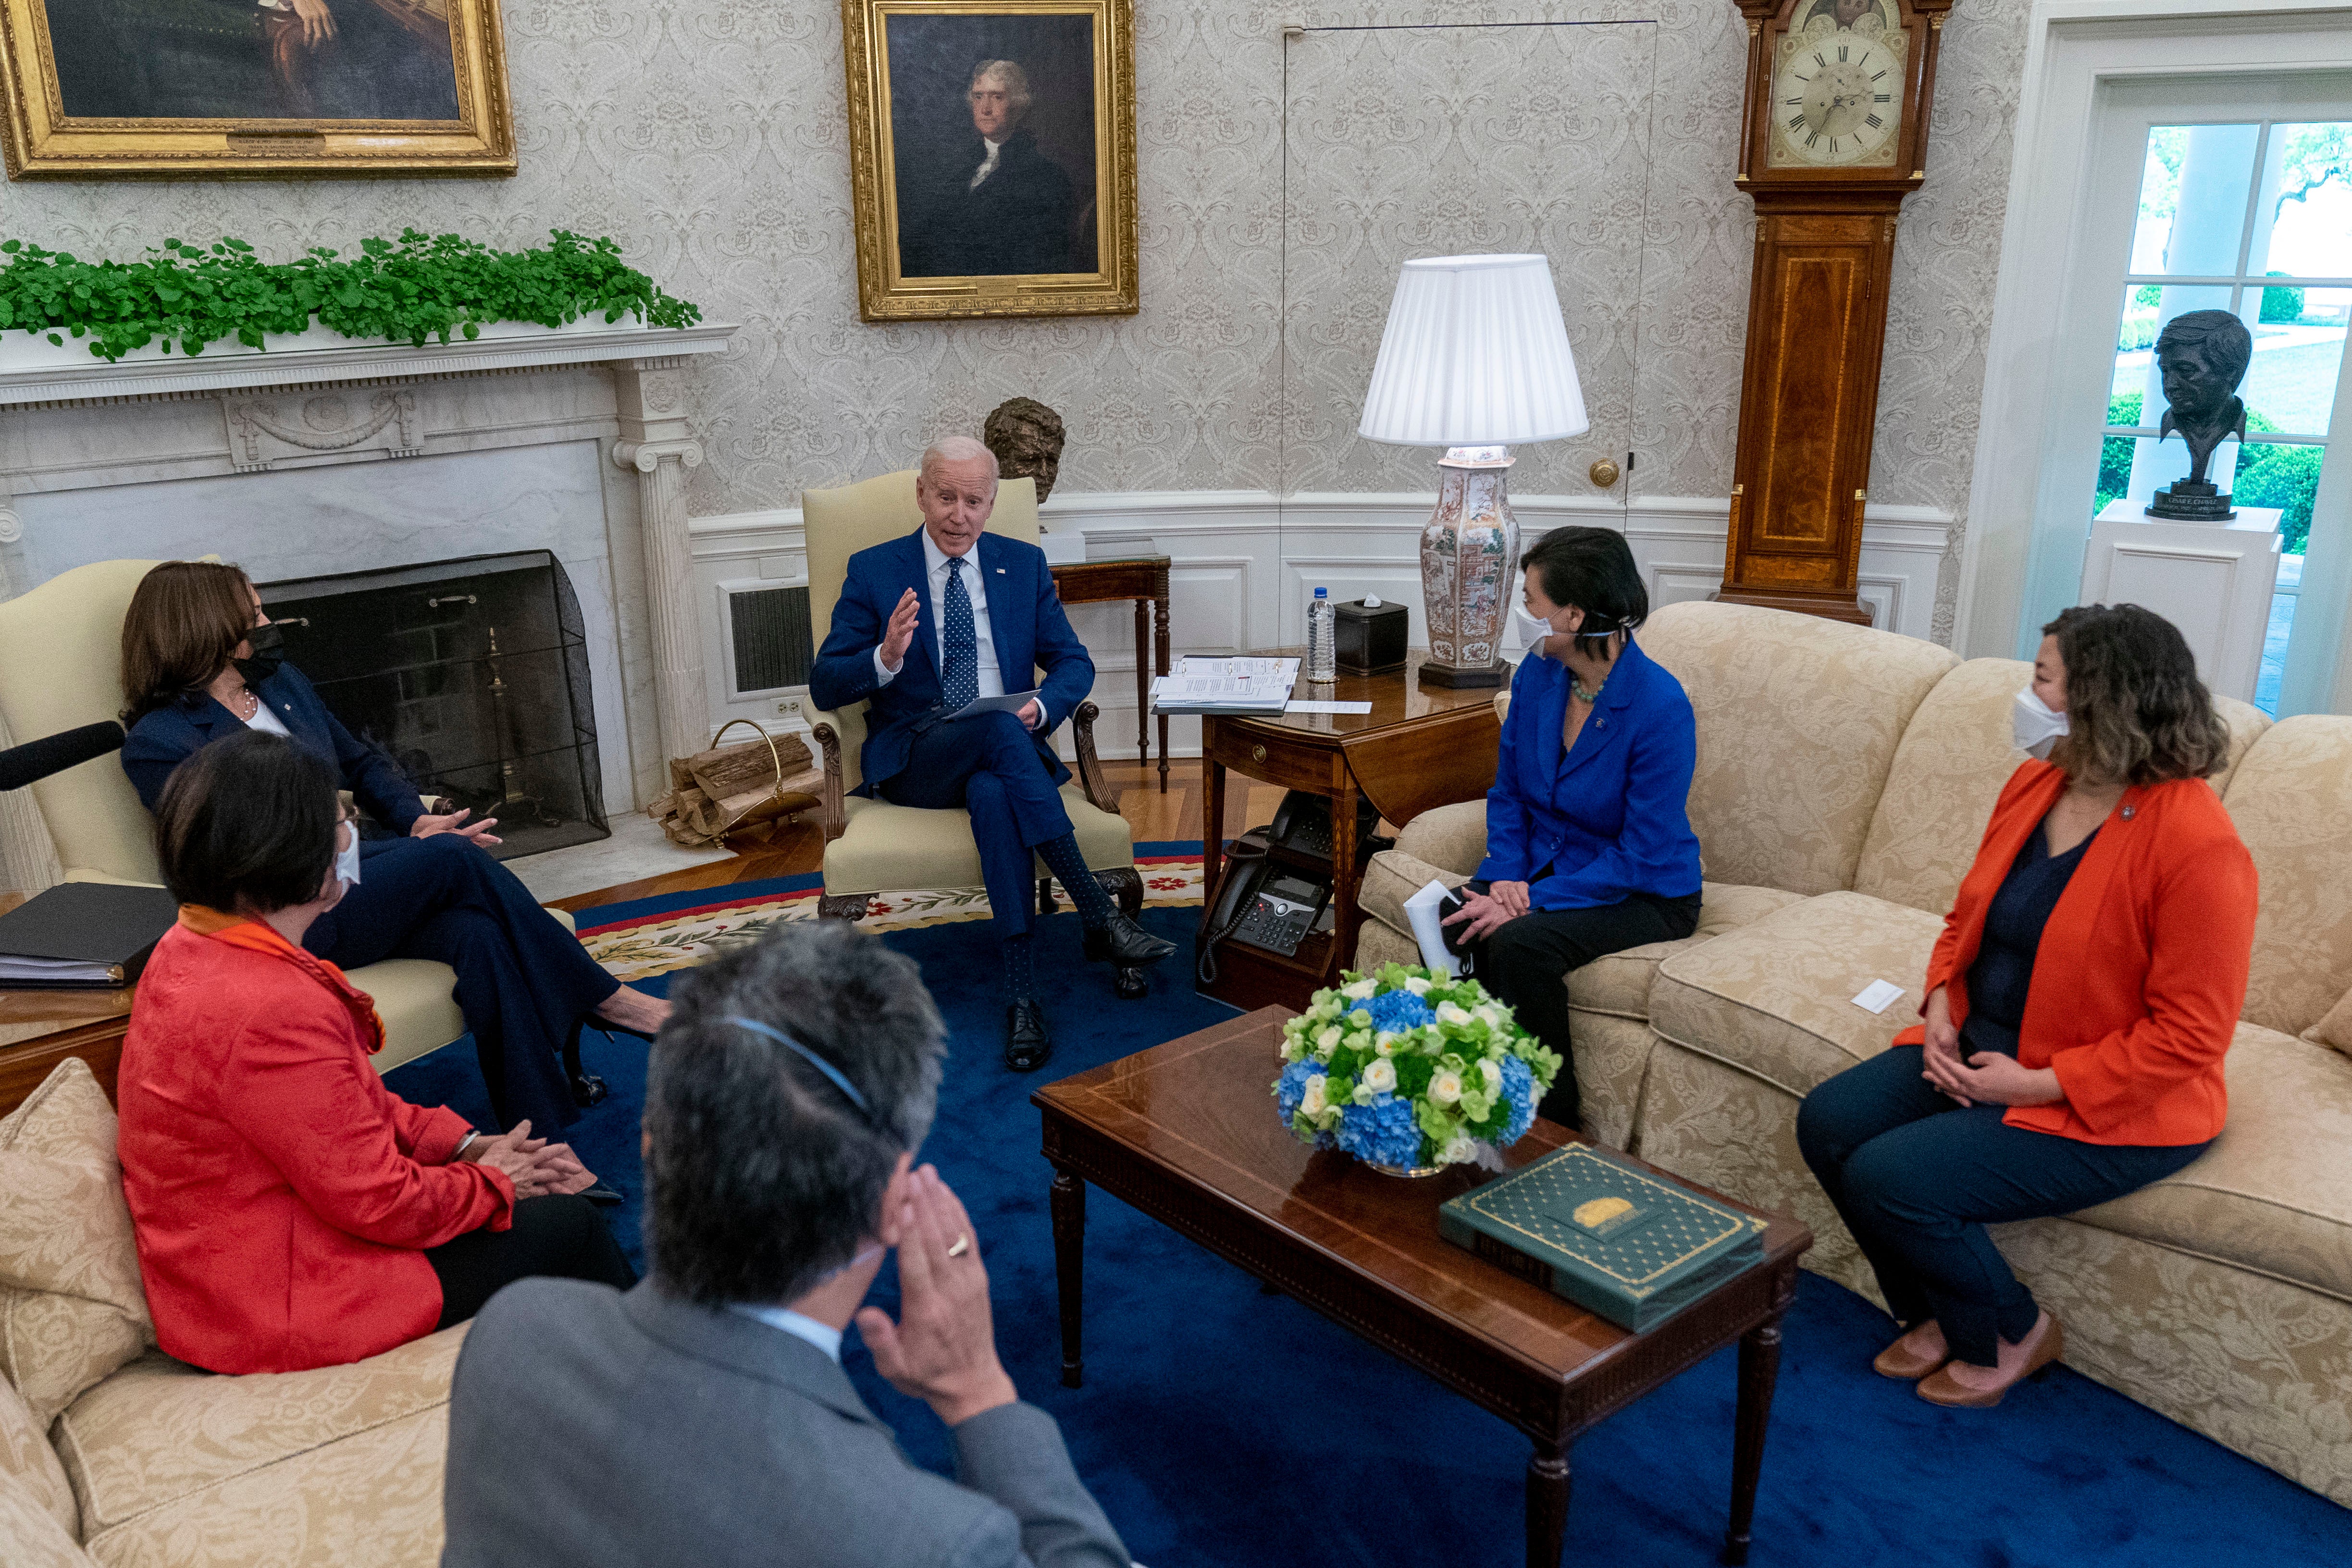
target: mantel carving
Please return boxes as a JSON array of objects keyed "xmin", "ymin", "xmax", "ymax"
[{"xmin": 223, "ymin": 389, "xmax": 423, "ymax": 472}]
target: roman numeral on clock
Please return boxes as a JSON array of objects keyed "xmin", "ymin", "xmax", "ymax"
[
  {"xmin": 1807, "ymin": 131, "xmax": 1822, "ymax": 148},
  {"xmin": 1875, "ymin": 92, "xmax": 1891, "ymax": 103},
  {"xmin": 1866, "ymin": 114, "xmax": 1883, "ymax": 130},
  {"xmin": 1788, "ymin": 114, "xmax": 1807, "ymax": 131},
  {"xmin": 1838, "ymin": 45, "xmax": 1849, "ymax": 61},
  {"xmin": 1814, "ymin": 51, "xmax": 1827, "ymax": 66}
]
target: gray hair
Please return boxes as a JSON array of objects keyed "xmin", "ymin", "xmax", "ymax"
[
  {"xmin": 919, "ymin": 434, "xmax": 1000, "ymax": 490},
  {"xmin": 644, "ymin": 922, "xmax": 946, "ymax": 1307},
  {"xmin": 970, "ymin": 59, "xmax": 1033, "ymax": 119}
]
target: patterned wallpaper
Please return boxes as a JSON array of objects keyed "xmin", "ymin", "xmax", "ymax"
[{"xmin": 0, "ymin": 0, "xmax": 2032, "ymax": 639}]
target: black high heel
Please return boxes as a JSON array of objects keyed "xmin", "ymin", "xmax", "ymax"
[{"xmin": 561, "ymin": 1020, "xmax": 611, "ymax": 1109}]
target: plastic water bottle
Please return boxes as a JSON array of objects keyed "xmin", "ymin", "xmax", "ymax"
[{"xmin": 1306, "ymin": 587, "xmax": 1337, "ymax": 683}]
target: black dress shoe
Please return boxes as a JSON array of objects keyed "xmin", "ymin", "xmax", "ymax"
[
  {"xmin": 580, "ymin": 1184, "xmax": 626, "ymax": 1207},
  {"xmin": 1004, "ymin": 1000, "xmax": 1053, "ymax": 1073},
  {"xmin": 1082, "ymin": 914, "xmax": 1178, "ymax": 968}
]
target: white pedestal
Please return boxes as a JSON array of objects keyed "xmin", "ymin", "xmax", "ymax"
[{"xmin": 2083, "ymin": 500, "xmax": 2283, "ymax": 704}]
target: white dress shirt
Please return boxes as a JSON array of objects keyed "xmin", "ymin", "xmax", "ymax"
[
  {"xmin": 970, "ymin": 136, "xmax": 1004, "ymax": 189},
  {"xmin": 728, "ymin": 1304, "xmax": 843, "ymax": 1363},
  {"xmin": 872, "ymin": 529, "xmax": 1004, "ymax": 699},
  {"xmin": 242, "ymin": 700, "xmax": 292, "ymax": 738}
]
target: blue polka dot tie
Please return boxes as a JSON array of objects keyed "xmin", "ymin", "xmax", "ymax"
[{"xmin": 941, "ymin": 556, "xmax": 978, "ymax": 712}]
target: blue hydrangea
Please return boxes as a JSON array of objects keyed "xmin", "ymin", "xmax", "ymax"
[
  {"xmin": 1496, "ymin": 1055, "xmax": 1536, "ymax": 1145},
  {"xmin": 1364, "ymin": 989, "xmax": 1436, "ymax": 1036},
  {"xmin": 1275, "ymin": 1058, "xmax": 1323, "ymax": 1123},
  {"xmin": 1335, "ymin": 1094, "xmax": 1426, "ymax": 1168}
]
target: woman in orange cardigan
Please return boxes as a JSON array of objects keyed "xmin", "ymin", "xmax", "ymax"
[{"xmin": 1797, "ymin": 604, "xmax": 2253, "ymax": 1408}]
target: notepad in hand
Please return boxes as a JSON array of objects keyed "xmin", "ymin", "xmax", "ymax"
[
  {"xmin": 0, "ymin": 882, "xmax": 179, "ymax": 988},
  {"xmin": 946, "ymin": 690, "xmax": 1041, "ymax": 722}
]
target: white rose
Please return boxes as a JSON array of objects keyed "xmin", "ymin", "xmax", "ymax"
[
  {"xmin": 1374, "ymin": 1033, "xmax": 1400, "ymax": 1057},
  {"xmin": 1341, "ymin": 977, "xmax": 1377, "ymax": 1000},
  {"xmin": 1479, "ymin": 1057, "xmax": 1502, "ymax": 1091},
  {"xmin": 1477, "ymin": 1003, "xmax": 1507, "ymax": 1027},
  {"xmin": 1299, "ymin": 1075, "xmax": 1327, "ymax": 1118},
  {"xmin": 1361, "ymin": 1057, "xmax": 1398, "ymax": 1094},
  {"xmin": 1440, "ymin": 1135, "xmax": 1477, "ymax": 1165},
  {"xmin": 1402, "ymin": 976, "xmax": 1432, "ymax": 995},
  {"xmin": 1429, "ymin": 1068, "xmax": 1463, "ymax": 1105},
  {"xmin": 1316, "ymin": 1024, "xmax": 1341, "ymax": 1051},
  {"xmin": 1436, "ymin": 1001, "xmax": 1473, "ymax": 1025}
]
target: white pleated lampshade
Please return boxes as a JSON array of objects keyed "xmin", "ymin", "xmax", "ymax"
[{"xmin": 1356, "ymin": 254, "xmax": 1588, "ymax": 448}]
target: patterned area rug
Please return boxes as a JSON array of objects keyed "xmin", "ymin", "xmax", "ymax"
[{"xmin": 575, "ymin": 841, "xmax": 1204, "ymax": 982}]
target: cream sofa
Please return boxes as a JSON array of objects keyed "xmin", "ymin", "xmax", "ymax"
[
  {"xmin": 0, "ymin": 1058, "xmax": 460, "ymax": 1568},
  {"xmin": 1354, "ymin": 600, "xmax": 2352, "ymax": 1506}
]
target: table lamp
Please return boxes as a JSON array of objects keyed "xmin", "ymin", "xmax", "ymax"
[{"xmin": 1357, "ymin": 254, "xmax": 1588, "ymax": 687}]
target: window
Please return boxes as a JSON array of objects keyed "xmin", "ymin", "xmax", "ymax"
[{"xmin": 2095, "ymin": 120, "xmax": 2352, "ymax": 712}]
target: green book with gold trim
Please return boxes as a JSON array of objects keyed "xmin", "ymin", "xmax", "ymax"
[{"xmin": 1437, "ymin": 1146, "xmax": 1767, "ymax": 1332}]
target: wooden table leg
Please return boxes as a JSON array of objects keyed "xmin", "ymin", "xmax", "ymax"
[
  {"xmin": 1154, "ymin": 592, "xmax": 1171, "ymax": 792},
  {"xmin": 1721, "ymin": 1299, "xmax": 1791, "ymax": 1566},
  {"xmin": 1201, "ymin": 739, "xmax": 1226, "ymax": 914},
  {"xmin": 1052, "ymin": 1166, "xmax": 1087, "ymax": 1388},
  {"xmin": 1133, "ymin": 597, "xmax": 1151, "ymax": 775},
  {"xmin": 1526, "ymin": 1437, "xmax": 1571, "ymax": 1568}
]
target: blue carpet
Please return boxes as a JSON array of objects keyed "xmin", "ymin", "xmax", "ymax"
[{"xmin": 386, "ymin": 905, "xmax": 2352, "ymax": 1568}]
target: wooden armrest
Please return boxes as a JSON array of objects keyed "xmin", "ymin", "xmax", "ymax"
[
  {"xmin": 809, "ymin": 722, "xmax": 848, "ymax": 841},
  {"xmin": 1070, "ymin": 700, "xmax": 1114, "ymax": 814}
]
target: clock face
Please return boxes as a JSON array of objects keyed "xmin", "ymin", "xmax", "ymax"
[{"xmin": 1766, "ymin": 15, "xmax": 1907, "ymax": 171}]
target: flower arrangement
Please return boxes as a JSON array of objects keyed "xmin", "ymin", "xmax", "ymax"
[{"xmin": 1273, "ymin": 963, "xmax": 1562, "ymax": 1172}]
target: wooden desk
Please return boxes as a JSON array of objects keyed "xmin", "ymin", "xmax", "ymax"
[
  {"xmin": 1198, "ymin": 655, "xmax": 1500, "ymax": 1011},
  {"xmin": 1035, "ymin": 1010, "xmax": 1812, "ymax": 1568},
  {"xmin": 1051, "ymin": 557, "xmax": 1171, "ymax": 792},
  {"xmin": 0, "ymin": 892, "xmax": 136, "ymax": 1115}
]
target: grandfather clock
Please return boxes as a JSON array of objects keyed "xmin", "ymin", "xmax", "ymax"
[{"xmin": 1717, "ymin": 0, "xmax": 1952, "ymax": 625}]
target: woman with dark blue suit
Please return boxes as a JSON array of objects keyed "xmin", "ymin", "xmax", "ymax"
[
  {"xmin": 116, "ymin": 561, "xmax": 669, "ymax": 1139},
  {"xmin": 1441, "ymin": 527, "xmax": 1704, "ymax": 1128}
]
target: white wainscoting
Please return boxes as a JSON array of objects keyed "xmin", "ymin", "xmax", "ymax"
[{"xmin": 686, "ymin": 491, "xmax": 1953, "ymax": 764}]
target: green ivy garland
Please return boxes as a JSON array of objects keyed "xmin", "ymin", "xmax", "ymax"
[{"xmin": 0, "ymin": 229, "xmax": 702, "ymax": 363}]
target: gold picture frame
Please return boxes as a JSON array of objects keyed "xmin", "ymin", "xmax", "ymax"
[
  {"xmin": 841, "ymin": 0, "xmax": 1137, "ymax": 321},
  {"xmin": 0, "ymin": 0, "xmax": 514, "ymax": 179}
]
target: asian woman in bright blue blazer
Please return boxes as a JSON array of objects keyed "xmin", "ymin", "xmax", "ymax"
[{"xmin": 1439, "ymin": 528, "xmax": 1704, "ymax": 1128}]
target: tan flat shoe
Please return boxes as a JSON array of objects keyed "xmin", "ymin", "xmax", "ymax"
[
  {"xmin": 1918, "ymin": 1316, "xmax": 2066, "ymax": 1408},
  {"xmin": 1873, "ymin": 1322, "xmax": 1949, "ymax": 1380}
]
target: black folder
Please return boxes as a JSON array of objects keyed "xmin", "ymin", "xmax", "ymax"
[{"xmin": 0, "ymin": 883, "xmax": 180, "ymax": 989}]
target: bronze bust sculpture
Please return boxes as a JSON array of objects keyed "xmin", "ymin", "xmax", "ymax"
[
  {"xmin": 2146, "ymin": 309, "xmax": 2254, "ymax": 521},
  {"xmin": 983, "ymin": 397, "xmax": 1065, "ymax": 503}
]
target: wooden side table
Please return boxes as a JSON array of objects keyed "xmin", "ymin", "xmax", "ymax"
[
  {"xmin": 0, "ymin": 892, "xmax": 136, "ymax": 1116},
  {"xmin": 1050, "ymin": 556, "xmax": 1171, "ymax": 792},
  {"xmin": 1198, "ymin": 656, "xmax": 1500, "ymax": 1011}
]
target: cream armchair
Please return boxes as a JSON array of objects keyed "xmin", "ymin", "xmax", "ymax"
[
  {"xmin": 0, "ymin": 559, "xmax": 575, "ymax": 1075},
  {"xmin": 800, "ymin": 471, "xmax": 1145, "ymax": 989}
]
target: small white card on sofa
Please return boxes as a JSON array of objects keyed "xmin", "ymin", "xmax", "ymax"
[{"xmin": 1850, "ymin": 978, "xmax": 1906, "ymax": 1014}]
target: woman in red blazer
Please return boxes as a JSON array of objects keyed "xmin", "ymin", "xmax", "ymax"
[
  {"xmin": 117, "ymin": 731, "xmax": 635, "ymax": 1376},
  {"xmin": 1798, "ymin": 604, "xmax": 2253, "ymax": 1408}
]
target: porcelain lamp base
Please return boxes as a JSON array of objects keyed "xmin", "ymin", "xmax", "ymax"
[{"xmin": 1417, "ymin": 444, "xmax": 1519, "ymax": 691}]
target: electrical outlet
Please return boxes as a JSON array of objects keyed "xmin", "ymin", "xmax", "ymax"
[{"xmin": 775, "ymin": 698, "xmax": 801, "ymax": 716}]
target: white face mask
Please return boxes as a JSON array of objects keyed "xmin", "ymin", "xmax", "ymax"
[
  {"xmin": 1514, "ymin": 605, "xmax": 1558, "ymax": 656},
  {"xmin": 334, "ymin": 818, "xmax": 362, "ymax": 889},
  {"xmin": 2012, "ymin": 686, "xmax": 2070, "ymax": 761}
]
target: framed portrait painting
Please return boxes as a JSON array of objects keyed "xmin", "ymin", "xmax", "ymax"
[
  {"xmin": 0, "ymin": 0, "xmax": 513, "ymax": 177},
  {"xmin": 842, "ymin": 0, "xmax": 1138, "ymax": 321}
]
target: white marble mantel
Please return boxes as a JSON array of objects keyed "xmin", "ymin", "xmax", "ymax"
[{"xmin": 0, "ymin": 317, "xmax": 740, "ymax": 891}]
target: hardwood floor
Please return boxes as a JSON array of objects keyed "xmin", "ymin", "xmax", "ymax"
[{"xmin": 548, "ymin": 759, "xmax": 1283, "ymax": 913}]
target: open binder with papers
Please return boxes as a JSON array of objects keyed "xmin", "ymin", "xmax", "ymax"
[{"xmin": 1149, "ymin": 656, "xmax": 1300, "ymax": 716}]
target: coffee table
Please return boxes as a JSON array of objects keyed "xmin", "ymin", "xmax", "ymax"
[{"xmin": 1032, "ymin": 1008, "xmax": 1813, "ymax": 1568}]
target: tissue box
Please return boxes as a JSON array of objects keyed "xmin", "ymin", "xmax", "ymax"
[{"xmin": 1336, "ymin": 597, "xmax": 1409, "ymax": 674}]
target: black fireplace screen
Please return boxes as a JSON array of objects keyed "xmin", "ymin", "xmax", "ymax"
[{"xmin": 258, "ymin": 551, "xmax": 609, "ymax": 862}]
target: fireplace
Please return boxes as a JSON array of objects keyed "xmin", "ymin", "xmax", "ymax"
[{"xmin": 258, "ymin": 552, "xmax": 609, "ymax": 861}]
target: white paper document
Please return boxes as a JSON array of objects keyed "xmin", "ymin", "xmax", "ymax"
[
  {"xmin": 1150, "ymin": 656, "xmax": 1300, "ymax": 713},
  {"xmin": 1403, "ymin": 878, "xmax": 1463, "ymax": 978},
  {"xmin": 1850, "ymin": 978, "xmax": 1906, "ymax": 1015},
  {"xmin": 1284, "ymin": 700, "xmax": 1374, "ymax": 715},
  {"xmin": 946, "ymin": 690, "xmax": 1040, "ymax": 721}
]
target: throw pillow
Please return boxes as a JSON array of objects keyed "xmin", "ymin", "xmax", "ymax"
[
  {"xmin": 0, "ymin": 1060, "xmax": 153, "ymax": 1427},
  {"xmin": 0, "ymin": 1370, "xmax": 75, "ymax": 1541},
  {"xmin": 2303, "ymin": 985, "xmax": 2352, "ymax": 1060}
]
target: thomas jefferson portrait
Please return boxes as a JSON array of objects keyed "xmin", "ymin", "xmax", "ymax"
[
  {"xmin": 886, "ymin": 13, "xmax": 1100, "ymax": 279},
  {"xmin": 41, "ymin": 0, "xmax": 460, "ymax": 120}
]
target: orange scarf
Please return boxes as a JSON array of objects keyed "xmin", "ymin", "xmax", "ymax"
[{"xmin": 179, "ymin": 905, "xmax": 388, "ymax": 1055}]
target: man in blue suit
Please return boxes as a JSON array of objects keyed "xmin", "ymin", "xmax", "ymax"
[{"xmin": 809, "ymin": 437, "xmax": 1174, "ymax": 1070}]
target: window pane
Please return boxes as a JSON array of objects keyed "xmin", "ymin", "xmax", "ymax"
[
  {"xmin": 2248, "ymin": 122, "xmax": 2352, "ymax": 279},
  {"xmin": 2131, "ymin": 124, "xmax": 2259, "ymax": 277},
  {"xmin": 2111, "ymin": 284, "xmax": 2232, "ymax": 413},
  {"xmin": 2244, "ymin": 287, "xmax": 2345, "ymax": 436},
  {"xmin": 2236, "ymin": 440, "xmax": 2325, "ymax": 554},
  {"xmin": 2094, "ymin": 434, "xmax": 2137, "ymax": 516}
]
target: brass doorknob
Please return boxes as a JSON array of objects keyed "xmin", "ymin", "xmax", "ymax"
[{"xmin": 1589, "ymin": 458, "xmax": 1621, "ymax": 489}]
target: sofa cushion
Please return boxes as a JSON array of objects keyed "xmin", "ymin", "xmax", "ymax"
[
  {"xmin": 2225, "ymin": 715, "xmax": 2352, "ymax": 1037},
  {"xmin": 57, "ymin": 1327, "xmax": 463, "ymax": 1568},
  {"xmin": 2070, "ymin": 1025, "xmax": 2352, "ymax": 1304},
  {"xmin": 2302, "ymin": 984, "xmax": 2352, "ymax": 1061},
  {"xmin": 1567, "ymin": 883, "xmax": 1809, "ymax": 1020},
  {"xmin": 0, "ymin": 1364, "xmax": 75, "ymax": 1540},
  {"xmin": 1637, "ymin": 601, "xmax": 1958, "ymax": 898},
  {"xmin": 1852, "ymin": 658, "xmax": 2034, "ymax": 916},
  {"xmin": 1647, "ymin": 890, "xmax": 1946, "ymax": 1096},
  {"xmin": 0, "ymin": 1061, "xmax": 152, "ymax": 1427},
  {"xmin": 1390, "ymin": 799, "xmax": 1489, "ymax": 878},
  {"xmin": 1358, "ymin": 848, "xmax": 1470, "ymax": 947},
  {"xmin": 0, "ymin": 1468, "xmax": 90, "ymax": 1568},
  {"xmin": 823, "ymin": 785, "xmax": 1129, "ymax": 899}
]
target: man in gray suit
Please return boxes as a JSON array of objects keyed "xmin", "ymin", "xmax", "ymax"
[{"xmin": 439, "ymin": 922, "xmax": 1130, "ymax": 1568}]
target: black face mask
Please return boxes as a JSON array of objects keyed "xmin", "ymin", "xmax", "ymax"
[{"xmin": 232, "ymin": 621, "xmax": 287, "ymax": 688}]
